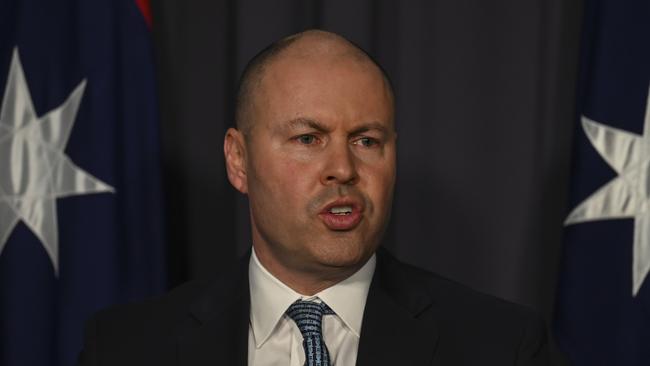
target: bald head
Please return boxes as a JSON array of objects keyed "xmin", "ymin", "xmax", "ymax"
[{"xmin": 235, "ymin": 30, "xmax": 394, "ymax": 134}]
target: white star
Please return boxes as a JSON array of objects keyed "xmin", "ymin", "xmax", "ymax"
[
  {"xmin": 565, "ymin": 86, "xmax": 650, "ymax": 296},
  {"xmin": 0, "ymin": 48, "xmax": 114, "ymax": 274}
]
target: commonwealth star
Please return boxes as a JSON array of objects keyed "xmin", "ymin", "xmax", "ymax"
[
  {"xmin": 565, "ymin": 87, "xmax": 650, "ymax": 296},
  {"xmin": 0, "ymin": 48, "xmax": 114, "ymax": 274}
]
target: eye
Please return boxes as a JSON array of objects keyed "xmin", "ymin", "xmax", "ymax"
[
  {"xmin": 296, "ymin": 134, "xmax": 317, "ymax": 145},
  {"xmin": 354, "ymin": 137, "xmax": 379, "ymax": 147}
]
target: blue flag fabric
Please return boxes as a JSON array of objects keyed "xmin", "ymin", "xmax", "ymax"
[
  {"xmin": 0, "ymin": 1, "xmax": 166, "ymax": 365},
  {"xmin": 555, "ymin": 0, "xmax": 650, "ymax": 364}
]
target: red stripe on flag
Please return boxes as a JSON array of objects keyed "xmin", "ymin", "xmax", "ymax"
[{"xmin": 135, "ymin": 0, "xmax": 152, "ymax": 28}]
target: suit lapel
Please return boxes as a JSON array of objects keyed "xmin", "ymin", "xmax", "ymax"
[
  {"xmin": 356, "ymin": 248, "xmax": 440, "ymax": 366},
  {"xmin": 177, "ymin": 255, "xmax": 250, "ymax": 366}
]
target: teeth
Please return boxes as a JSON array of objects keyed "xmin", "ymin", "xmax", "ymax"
[{"xmin": 329, "ymin": 205, "xmax": 353, "ymax": 215}]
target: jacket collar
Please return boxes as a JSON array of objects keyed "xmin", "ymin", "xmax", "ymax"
[
  {"xmin": 356, "ymin": 247, "xmax": 440, "ymax": 365},
  {"xmin": 175, "ymin": 247, "xmax": 439, "ymax": 366}
]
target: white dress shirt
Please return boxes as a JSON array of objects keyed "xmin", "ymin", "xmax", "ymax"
[{"xmin": 248, "ymin": 249, "xmax": 376, "ymax": 366}]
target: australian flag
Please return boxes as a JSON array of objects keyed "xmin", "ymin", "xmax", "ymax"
[
  {"xmin": 555, "ymin": 0, "xmax": 650, "ymax": 364},
  {"xmin": 0, "ymin": 0, "xmax": 166, "ymax": 365}
]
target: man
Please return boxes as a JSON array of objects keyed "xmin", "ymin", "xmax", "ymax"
[{"xmin": 78, "ymin": 30, "xmax": 550, "ymax": 365}]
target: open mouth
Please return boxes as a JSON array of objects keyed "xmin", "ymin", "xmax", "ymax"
[
  {"xmin": 328, "ymin": 205, "xmax": 353, "ymax": 215},
  {"xmin": 319, "ymin": 200, "xmax": 363, "ymax": 230}
]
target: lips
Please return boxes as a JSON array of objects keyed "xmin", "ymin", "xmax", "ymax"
[{"xmin": 318, "ymin": 198, "xmax": 363, "ymax": 230}]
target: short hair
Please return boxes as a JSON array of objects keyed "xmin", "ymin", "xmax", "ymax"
[{"xmin": 234, "ymin": 30, "xmax": 394, "ymax": 134}]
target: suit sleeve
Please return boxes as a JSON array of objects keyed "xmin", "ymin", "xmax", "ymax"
[{"xmin": 515, "ymin": 310, "xmax": 552, "ymax": 366}]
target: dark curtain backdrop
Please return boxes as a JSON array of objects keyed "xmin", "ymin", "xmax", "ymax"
[{"xmin": 151, "ymin": 0, "xmax": 582, "ymax": 331}]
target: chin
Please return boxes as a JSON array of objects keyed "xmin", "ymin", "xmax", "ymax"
[{"xmin": 313, "ymin": 241, "xmax": 373, "ymax": 269}]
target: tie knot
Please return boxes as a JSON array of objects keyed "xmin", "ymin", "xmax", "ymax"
[{"xmin": 286, "ymin": 300, "xmax": 335, "ymax": 338}]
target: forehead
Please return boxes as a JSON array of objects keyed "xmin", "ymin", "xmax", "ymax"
[{"xmin": 253, "ymin": 54, "xmax": 394, "ymax": 130}]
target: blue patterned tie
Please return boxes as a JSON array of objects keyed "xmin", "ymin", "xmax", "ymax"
[{"xmin": 286, "ymin": 300, "xmax": 336, "ymax": 366}]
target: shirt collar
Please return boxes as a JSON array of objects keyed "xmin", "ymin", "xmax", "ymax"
[{"xmin": 248, "ymin": 248, "xmax": 376, "ymax": 348}]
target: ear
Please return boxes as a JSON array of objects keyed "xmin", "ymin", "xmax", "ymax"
[{"xmin": 224, "ymin": 128, "xmax": 248, "ymax": 194}]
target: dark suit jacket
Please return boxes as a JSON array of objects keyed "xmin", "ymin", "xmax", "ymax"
[{"xmin": 78, "ymin": 247, "xmax": 550, "ymax": 365}]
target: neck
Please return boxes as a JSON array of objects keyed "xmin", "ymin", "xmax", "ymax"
[{"xmin": 253, "ymin": 245, "xmax": 364, "ymax": 296}]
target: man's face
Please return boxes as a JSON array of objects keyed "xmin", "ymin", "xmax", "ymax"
[{"xmin": 230, "ymin": 53, "xmax": 395, "ymax": 278}]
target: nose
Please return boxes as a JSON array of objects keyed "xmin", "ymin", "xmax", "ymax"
[{"xmin": 320, "ymin": 141, "xmax": 359, "ymax": 186}]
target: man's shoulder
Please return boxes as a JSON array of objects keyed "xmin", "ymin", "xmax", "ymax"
[
  {"xmin": 369, "ymin": 248, "xmax": 550, "ymax": 363},
  {"xmin": 79, "ymin": 257, "xmax": 250, "ymax": 365},
  {"xmin": 80, "ymin": 256, "xmax": 250, "ymax": 365},
  {"xmin": 376, "ymin": 247, "xmax": 543, "ymax": 330},
  {"xmin": 91, "ymin": 278, "xmax": 211, "ymax": 328},
  {"xmin": 96, "ymin": 255, "xmax": 248, "ymax": 328},
  {"xmin": 92, "ymin": 254, "xmax": 249, "ymax": 325}
]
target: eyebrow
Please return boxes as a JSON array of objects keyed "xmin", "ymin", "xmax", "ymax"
[
  {"xmin": 348, "ymin": 121, "xmax": 390, "ymax": 136},
  {"xmin": 280, "ymin": 117, "xmax": 391, "ymax": 136},
  {"xmin": 284, "ymin": 117, "xmax": 330, "ymax": 133}
]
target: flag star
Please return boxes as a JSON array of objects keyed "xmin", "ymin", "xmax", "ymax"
[
  {"xmin": 0, "ymin": 48, "xmax": 114, "ymax": 274},
  {"xmin": 565, "ymin": 86, "xmax": 650, "ymax": 296}
]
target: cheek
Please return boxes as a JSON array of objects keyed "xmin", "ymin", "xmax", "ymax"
[
  {"xmin": 252, "ymin": 155, "xmax": 316, "ymax": 204},
  {"xmin": 359, "ymin": 161, "xmax": 396, "ymax": 208}
]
